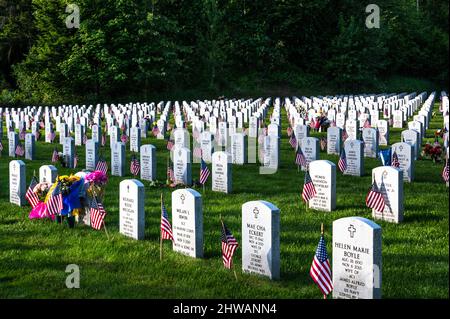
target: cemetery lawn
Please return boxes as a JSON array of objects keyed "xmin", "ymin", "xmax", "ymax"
[{"xmin": 0, "ymin": 104, "xmax": 448, "ymax": 299}]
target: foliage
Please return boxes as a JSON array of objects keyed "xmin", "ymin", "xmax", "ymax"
[{"xmin": 0, "ymin": 0, "xmax": 448, "ymax": 104}]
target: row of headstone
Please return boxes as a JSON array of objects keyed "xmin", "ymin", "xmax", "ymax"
[{"xmin": 118, "ymin": 180, "xmax": 382, "ymax": 298}]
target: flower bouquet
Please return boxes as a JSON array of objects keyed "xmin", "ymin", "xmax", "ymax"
[
  {"xmin": 85, "ymin": 170, "xmax": 108, "ymax": 201},
  {"xmin": 54, "ymin": 174, "xmax": 84, "ymax": 227},
  {"xmin": 422, "ymin": 141, "xmax": 443, "ymax": 163},
  {"xmin": 29, "ymin": 182, "xmax": 55, "ymax": 220}
]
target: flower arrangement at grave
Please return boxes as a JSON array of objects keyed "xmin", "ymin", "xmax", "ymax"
[
  {"xmin": 29, "ymin": 182, "xmax": 55, "ymax": 220},
  {"xmin": 52, "ymin": 174, "xmax": 84, "ymax": 227},
  {"xmin": 85, "ymin": 170, "xmax": 108, "ymax": 202},
  {"xmin": 422, "ymin": 141, "xmax": 443, "ymax": 163}
]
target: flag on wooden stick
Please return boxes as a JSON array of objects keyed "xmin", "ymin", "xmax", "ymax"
[
  {"xmin": 221, "ymin": 221, "xmax": 239, "ymax": 269},
  {"xmin": 310, "ymin": 229, "xmax": 333, "ymax": 297}
]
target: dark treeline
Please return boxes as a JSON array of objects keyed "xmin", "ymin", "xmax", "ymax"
[{"xmin": 0, "ymin": 0, "xmax": 448, "ymax": 105}]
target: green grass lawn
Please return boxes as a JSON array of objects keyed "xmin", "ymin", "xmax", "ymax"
[{"xmin": 0, "ymin": 103, "xmax": 448, "ymax": 299}]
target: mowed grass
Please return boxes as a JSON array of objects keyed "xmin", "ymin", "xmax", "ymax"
[{"xmin": 0, "ymin": 103, "xmax": 448, "ymax": 299}]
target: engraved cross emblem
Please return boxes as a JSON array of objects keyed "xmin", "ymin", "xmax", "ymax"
[
  {"xmin": 253, "ymin": 207, "xmax": 259, "ymax": 219},
  {"xmin": 180, "ymin": 194, "xmax": 186, "ymax": 205},
  {"xmin": 348, "ymin": 225, "xmax": 356, "ymax": 238}
]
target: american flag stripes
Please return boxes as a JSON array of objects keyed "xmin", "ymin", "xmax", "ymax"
[
  {"xmin": 366, "ymin": 181, "xmax": 386, "ymax": 212},
  {"xmin": 363, "ymin": 119, "xmax": 371, "ymax": 128},
  {"xmin": 391, "ymin": 151, "xmax": 400, "ymax": 168},
  {"xmin": 342, "ymin": 129, "xmax": 348, "ymax": 142},
  {"xmin": 15, "ymin": 143, "xmax": 25, "ymax": 157},
  {"xmin": 442, "ymin": 157, "xmax": 449, "ymax": 183},
  {"xmin": 101, "ymin": 133, "xmax": 106, "ymax": 147},
  {"xmin": 83, "ymin": 134, "xmax": 87, "ymax": 145},
  {"xmin": 221, "ymin": 222, "xmax": 239, "ymax": 269},
  {"xmin": 51, "ymin": 148, "xmax": 59, "ymax": 163},
  {"xmin": 25, "ymin": 176, "xmax": 40, "ymax": 208},
  {"xmin": 160, "ymin": 195, "xmax": 173, "ymax": 241},
  {"xmin": 46, "ymin": 183, "xmax": 63, "ymax": 216},
  {"xmin": 152, "ymin": 126, "xmax": 160, "ymax": 137},
  {"xmin": 19, "ymin": 129, "xmax": 26, "ymax": 140},
  {"xmin": 90, "ymin": 196, "xmax": 107, "ymax": 230},
  {"xmin": 96, "ymin": 156, "xmax": 108, "ymax": 174},
  {"xmin": 302, "ymin": 170, "xmax": 317, "ymax": 202},
  {"xmin": 199, "ymin": 157, "xmax": 210, "ymax": 185},
  {"xmin": 295, "ymin": 147, "xmax": 307, "ymax": 168},
  {"xmin": 320, "ymin": 137, "xmax": 327, "ymax": 151},
  {"xmin": 193, "ymin": 146, "xmax": 203, "ymax": 159},
  {"xmin": 130, "ymin": 155, "xmax": 140, "ymax": 176},
  {"xmin": 286, "ymin": 126, "xmax": 293, "ymax": 137},
  {"xmin": 338, "ymin": 148, "xmax": 347, "ymax": 173},
  {"xmin": 289, "ymin": 134, "xmax": 298, "ymax": 149},
  {"xmin": 310, "ymin": 234, "xmax": 333, "ymax": 296},
  {"xmin": 166, "ymin": 139, "xmax": 174, "ymax": 151}
]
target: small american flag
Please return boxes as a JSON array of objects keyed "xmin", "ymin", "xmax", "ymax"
[
  {"xmin": 193, "ymin": 129, "xmax": 200, "ymax": 141},
  {"xmin": 50, "ymin": 131, "xmax": 56, "ymax": 142},
  {"xmin": 47, "ymin": 183, "xmax": 63, "ymax": 216},
  {"xmin": 289, "ymin": 134, "xmax": 298, "ymax": 149},
  {"xmin": 338, "ymin": 148, "xmax": 347, "ymax": 173},
  {"xmin": 83, "ymin": 134, "xmax": 87, "ymax": 145},
  {"xmin": 96, "ymin": 156, "xmax": 108, "ymax": 174},
  {"xmin": 221, "ymin": 222, "xmax": 239, "ymax": 269},
  {"xmin": 15, "ymin": 143, "xmax": 25, "ymax": 157},
  {"xmin": 442, "ymin": 157, "xmax": 449, "ymax": 183},
  {"xmin": 199, "ymin": 157, "xmax": 210, "ymax": 185},
  {"xmin": 25, "ymin": 176, "xmax": 40, "ymax": 208},
  {"xmin": 363, "ymin": 119, "xmax": 371, "ymax": 128},
  {"xmin": 51, "ymin": 148, "xmax": 59, "ymax": 163},
  {"xmin": 320, "ymin": 137, "xmax": 327, "ymax": 151},
  {"xmin": 366, "ymin": 181, "xmax": 385, "ymax": 212},
  {"xmin": 286, "ymin": 126, "xmax": 293, "ymax": 137},
  {"xmin": 130, "ymin": 155, "xmax": 140, "ymax": 176},
  {"xmin": 160, "ymin": 195, "xmax": 173, "ymax": 241},
  {"xmin": 39, "ymin": 121, "xmax": 45, "ymax": 129},
  {"xmin": 19, "ymin": 129, "xmax": 26, "ymax": 140},
  {"xmin": 295, "ymin": 147, "xmax": 307, "ymax": 168},
  {"xmin": 330, "ymin": 120, "xmax": 336, "ymax": 127},
  {"xmin": 74, "ymin": 153, "xmax": 78, "ymax": 168},
  {"xmin": 302, "ymin": 170, "xmax": 317, "ymax": 202},
  {"xmin": 101, "ymin": 133, "xmax": 106, "ymax": 147},
  {"xmin": 167, "ymin": 159, "xmax": 175, "ymax": 183},
  {"xmin": 166, "ymin": 139, "xmax": 174, "ymax": 151},
  {"xmin": 391, "ymin": 151, "xmax": 400, "ymax": 168},
  {"xmin": 193, "ymin": 146, "xmax": 203, "ymax": 159},
  {"xmin": 90, "ymin": 196, "xmax": 107, "ymax": 230},
  {"xmin": 310, "ymin": 234, "xmax": 333, "ymax": 296},
  {"xmin": 342, "ymin": 129, "xmax": 348, "ymax": 142},
  {"xmin": 152, "ymin": 126, "xmax": 160, "ymax": 137}
]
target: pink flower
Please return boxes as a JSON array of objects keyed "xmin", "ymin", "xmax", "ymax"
[{"xmin": 85, "ymin": 170, "xmax": 108, "ymax": 185}]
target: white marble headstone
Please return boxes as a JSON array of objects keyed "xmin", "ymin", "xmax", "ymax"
[
  {"xmin": 172, "ymin": 188, "xmax": 203, "ymax": 258},
  {"xmin": 333, "ymin": 217, "xmax": 382, "ymax": 299},
  {"xmin": 242, "ymin": 200, "xmax": 280, "ymax": 280}
]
